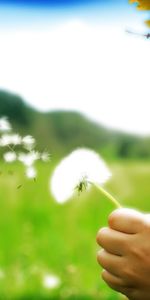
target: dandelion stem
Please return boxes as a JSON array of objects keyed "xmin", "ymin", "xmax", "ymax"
[{"xmin": 91, "ymin": 182, "xmax": 121, "ymax": 208}]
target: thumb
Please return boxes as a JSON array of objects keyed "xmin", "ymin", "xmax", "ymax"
[{"xmin": 108, "ymin": 208, "xmax": 145, "ymax": 234}]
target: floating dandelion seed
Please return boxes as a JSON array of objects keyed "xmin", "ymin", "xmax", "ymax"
[
  {"xmin": 0, "ymin": 134, "xmax": 22, "ymax": 146},
  {"xmin": 0, "ymin": 134, "xmax": 13, "ymax": 146},
  {"xmin": 42, "ymin": 274, "xmax": 61, "ymax": 289},
  {"xmin": 25, "ymin": 166, "xmax": 37, "ymax": 179},
  {"xmin": 22, "ymin": 135, "xmax": 35, "ymax": 150},
  {"xmin": 18, "ymin": 151, "xmax": 40, "ymax": 167},
  {"xmin": 17, "ymin": 184, "xmax": 22, "ymax": 189},
  {"xmin": 3, "ymin": 152, "xmax": 17, "ymax": 163},
  {"xmin": 0, "ymin": 117, "xmax": 50, "ymax": 180},
  {"xmin": 50, "ymin": 148, "xmax": 120, "ymax": 205},
  {"xmin": 9, "ymin": 134, "xmax": 22, "ymax": 145},
  {"xmin": 41, "ymin": 152, "xmax": 50, "ymax": 162}
]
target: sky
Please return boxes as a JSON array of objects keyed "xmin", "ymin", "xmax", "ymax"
[{"xmin": 0, "ymin": 0, "xmax": 150, "ymax": 135}]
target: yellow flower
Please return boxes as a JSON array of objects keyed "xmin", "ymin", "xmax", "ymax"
[{"xmin": 129, "ymin": 0, "xmax": 150, "ymax": 10}]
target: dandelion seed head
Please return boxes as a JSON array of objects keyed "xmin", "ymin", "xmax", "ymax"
[
  {"xmin": 42, "ymin": 274, "xmax": 61, "ymax": 289},
  {"xmin": 50, "ymin": 148, "xmax": 111, "ymax": 203},
  {"xmin": 3, "ymin": 151, "xmax": 17, "ymax": 162}
]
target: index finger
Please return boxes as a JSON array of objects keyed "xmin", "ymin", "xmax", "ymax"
[{"xmin": 96, "ymin": 227, "xmax": 129, "ymax": 256}]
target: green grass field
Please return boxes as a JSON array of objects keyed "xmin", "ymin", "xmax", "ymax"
[{"xmin": 0, "ymin": 160, "xmax": 150, "ymax": 299}]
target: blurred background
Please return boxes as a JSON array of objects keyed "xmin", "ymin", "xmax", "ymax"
[{"xmin": 0, "ymin": 0, "xmax": 150, "ymax": 299}]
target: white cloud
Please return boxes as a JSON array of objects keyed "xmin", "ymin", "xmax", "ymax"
[{"xmin": 0, "ymin": 18, "xmax": 150, "ymax": 134}]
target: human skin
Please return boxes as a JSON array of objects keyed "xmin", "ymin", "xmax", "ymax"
[{"xmin": 96, "ymin": 208, "xmax": 150, "ymax": 300}]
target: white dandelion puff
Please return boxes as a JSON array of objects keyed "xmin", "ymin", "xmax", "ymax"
[
  {"xmin": 0, "ymin": 134, "xmax": 12, "ymax": 146},
  {"xmin": 0, "ymin": 117, "xmax": 51, "ymax": 180},
  {"xmin": 41, "ymin": 152, "xmax": 50, "ymax": 162},
  {"xmin": 3, "ymin": 151, "xmax": 17, "ymax": 162},
  {"xmin": 0, "ymin": 117, "xmax": 12, "ymax": 132},
  {"xmin": 30, "ymin": 151, "xmax": 40, "ymax": 161},
  {"xmin": 18, "ymin": 151, "xmax": 40, "ymax": 167},
  {"xmin": 50, "ymin": 148, "xmax": 111, "ymax": 204},
  {"xmin": 10, "ymin": 134, "xmax": 22, "ymax": 145},
  {"xmin": 25, "ymin": 166, "xmax": 37, "ymax": 179},
  {"xmin": 22, "ymin": 135, "xmax": 35, "ymax": 150},
  {"xmin": 42, "ymin": 274, "xmax": 61, "ymax": 289},
  {"xmin": 0, "ymin": 134, "xmax": 21, "ymax": 146}
]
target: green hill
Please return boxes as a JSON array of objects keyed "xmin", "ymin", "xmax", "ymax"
[{"xmin": 0, "ymin": 89, "xmax": 150, "ymax": 160}]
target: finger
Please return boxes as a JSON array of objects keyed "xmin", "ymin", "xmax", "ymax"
[
  {"xmin": 96, "ymin": 227, "xmax": 129, "ymax": 255},
  {"xmin": 102, "ymin": 269, "xmax": 134, "ymax": 296},
  {"xmin": 97, "ymin": 249, "xmax": 123, "ymax": 277},
  {"xmin": 108, "ymin": 208, "xmax": 145, "ymax": 234},
  {"xmin": 101, "ymin": 269, "xmax": 128, "ymax": 287}
]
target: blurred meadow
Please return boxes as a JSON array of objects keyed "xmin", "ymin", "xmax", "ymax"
[
  {"xmin": 0, "ymin": 93, "xmax": 150, "ymax": 299},
  {"xmin": 0, "ymin": 158, "xmax": 150, "ymax": 299}
]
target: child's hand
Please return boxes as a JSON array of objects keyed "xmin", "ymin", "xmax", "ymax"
[{"xmin": 96, "ymin": 208, "xmax": 150, "ymax": 300}]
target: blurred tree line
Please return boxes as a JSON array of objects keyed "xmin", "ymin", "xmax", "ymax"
[{"xmin": 0, "ymin": 90, "xmax": 150, "ymax": 160}]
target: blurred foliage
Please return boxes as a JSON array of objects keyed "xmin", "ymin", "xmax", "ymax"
[
  {"xmin": 1, "ymin": 89, "xmax": 150, "ymax": 160},
  {"xmin": 0, "ymin": 90, "xmax": 34, "ymax": 130},
  {"xmin": 129, "ymin": 0, "xmax": 150, "ymax": 26}
]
